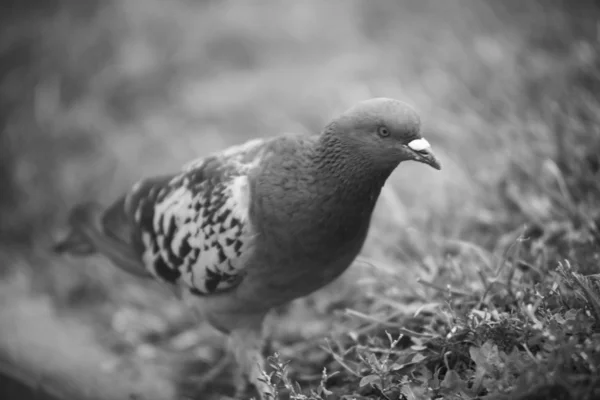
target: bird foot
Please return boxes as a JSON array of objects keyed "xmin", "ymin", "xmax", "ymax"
[
  {"xmin": 233, "ymin": 381, "xmax": 272, "ymax": 400},
  {"xmin": 193, "ymin": 351, "xmax": 234, "ymax": 393},
  {"xmin": 232, "ymin": 364, "xmax": 275, "ymax": 400}
]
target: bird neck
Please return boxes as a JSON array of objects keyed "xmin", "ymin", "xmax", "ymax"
[
  {"xmin": 285, "ymin": 131, "xmax": 393, "ymax": 261},
  {"xmin": 314, "ymin": 131, "xmax": 392, "ymax": 199}
]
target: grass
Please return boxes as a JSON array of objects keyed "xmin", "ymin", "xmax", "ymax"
[{"xmin": 1, "ymin": 0, "xmax": 600, "ymax": 399}]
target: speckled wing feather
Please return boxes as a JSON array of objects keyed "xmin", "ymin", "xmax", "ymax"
[{"xmin": 104, "ymin": 138, "xmax": 269, "ymax": 295}]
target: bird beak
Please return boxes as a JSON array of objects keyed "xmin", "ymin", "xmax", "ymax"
[{"xmin": 407, "ymin": 138, "xmax": 441, "ymax": 170}]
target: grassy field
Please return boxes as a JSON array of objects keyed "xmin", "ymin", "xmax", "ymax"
[{"xmin": 1, "ymin": 0, "xmax": 600, "ymax": 399}]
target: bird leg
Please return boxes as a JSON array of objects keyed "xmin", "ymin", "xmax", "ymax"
[
  {"xmin": 193, "ymin": 350, "xmax": 234, "ymax": 394},
  {"xmin": 228, "ymin": 325, "xmax": 274, "ymax": 400}
]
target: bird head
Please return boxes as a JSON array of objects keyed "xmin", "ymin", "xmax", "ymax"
[{"xmin": 327, "ymin": 98, "xmax": 441, "ymax": 171}]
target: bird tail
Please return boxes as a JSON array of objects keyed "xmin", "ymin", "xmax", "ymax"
[
  {"xmin": 53, "ymin": 200, "xmax": 151, "ymax": 278},
  {"xmin": 53, "ymin": 202, "xmax": 103, "ymax": 255}
]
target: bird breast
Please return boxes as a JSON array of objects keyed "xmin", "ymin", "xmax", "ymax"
[{"xmin": 238, "ymin": 177, "xmax": 376, "ymax": 308}]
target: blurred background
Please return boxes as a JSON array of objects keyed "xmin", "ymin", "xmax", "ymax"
[{"xmin": 1, "ymin": 0, "xmax": 599, "ymax": 399}]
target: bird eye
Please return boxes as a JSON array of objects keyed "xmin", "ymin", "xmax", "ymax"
[{"xmin": 378, "ymin": 126, "xmax": 390, "ymax": 138}]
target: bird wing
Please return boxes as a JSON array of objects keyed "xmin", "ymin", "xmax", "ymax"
[
  {"xmin": 70, "ymin": 138, "xmax": 271, "ymax": 295},
  {"xmin": 133, "ymin": 138, "xmax": 271, "ymax": 295}
]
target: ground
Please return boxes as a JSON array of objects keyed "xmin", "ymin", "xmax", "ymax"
[{"xmin": 1, "ymin": 0, "xmax": 600, "ymax": 399}]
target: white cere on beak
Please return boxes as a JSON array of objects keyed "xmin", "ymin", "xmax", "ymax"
[{"xmin": 408, "ymin": 138, "xmax": 431, "ymax": 152}]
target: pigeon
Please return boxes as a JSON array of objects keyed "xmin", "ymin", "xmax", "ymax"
[{"xmin": 54, "ymin": 97, "xmax": 441, "ymax": 399}]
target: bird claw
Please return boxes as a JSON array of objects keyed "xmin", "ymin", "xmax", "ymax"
[
  {"xmin": 231, "ymin": 362, "xmax": 275, "ymax": 400},
  {"xmin": 192, "ymin": 352, "xmax": 234, "ymax": 394}
]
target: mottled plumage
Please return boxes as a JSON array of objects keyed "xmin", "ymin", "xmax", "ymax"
[{"xmin": 54, "ymin": 98, "xmax": 441, "ymax": 399}]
